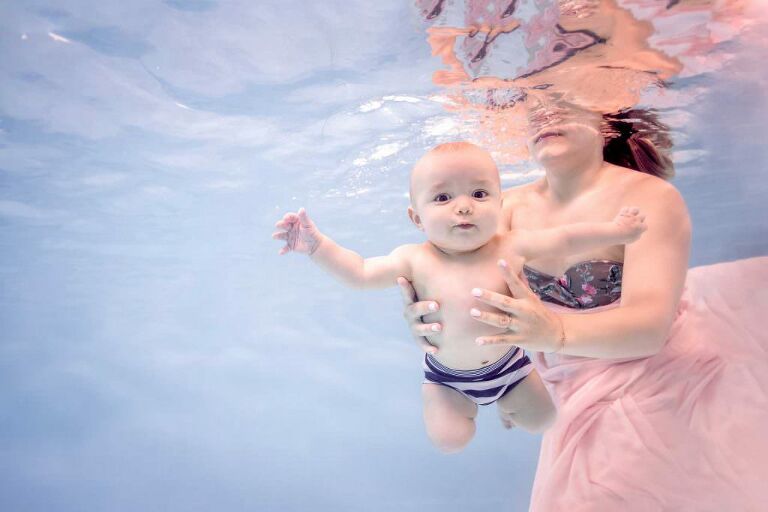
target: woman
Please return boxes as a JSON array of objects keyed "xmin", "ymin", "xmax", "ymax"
[{"xmin": 398, "ymin": 98, "xmax": 768, "ymax": 510}]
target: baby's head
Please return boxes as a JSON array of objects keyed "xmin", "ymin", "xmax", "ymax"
[{"xmin": 408, "ymin": 142, "xmax": 503, "ymax": 253}]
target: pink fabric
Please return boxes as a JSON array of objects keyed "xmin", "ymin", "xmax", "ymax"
[{"xmin": 530, "ymin": 256, "xmax": 768, "ymax": 511}]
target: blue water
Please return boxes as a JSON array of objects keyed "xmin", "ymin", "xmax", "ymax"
[{"xmin": 1, "ymin": 2, "xmax": 766, "ymax": 511}]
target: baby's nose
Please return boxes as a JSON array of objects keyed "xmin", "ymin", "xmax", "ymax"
[{"xmin": 455, "ymin": 199, "xmax": 472, "ymax": 214}]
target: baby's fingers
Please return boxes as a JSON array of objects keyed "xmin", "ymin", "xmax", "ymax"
[
  {"xmin": 297, "ymin": 208, "xmax": 313, "ymax": 226},
  {"xmin": 618, "ymin": 206, "xmax": 640, "ymax": 217},
  {"xmin": 272, "ymin": 231, "xmax": 288, "ymax": 240},
  {"xmin": 274, "ymin": 217, "xmax": 297, "ymax": 230}
]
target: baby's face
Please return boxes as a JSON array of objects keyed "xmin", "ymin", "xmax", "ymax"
[{"xmin": 409, "ymin": 148, "xmax": 502, "ymax": 253}]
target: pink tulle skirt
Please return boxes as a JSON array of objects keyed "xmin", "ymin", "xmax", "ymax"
[{"xmin": 529, "ymin": 256, "xmax": 768, "ymax": 512}]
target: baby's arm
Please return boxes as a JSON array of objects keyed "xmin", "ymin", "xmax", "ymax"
[
  {"xmin": 273, "ymin": 208, "xmax": 413, "ymax": 289},
  {"xmin": 512, "ymin": 207, "xmax": 647, "ymax": 261}
]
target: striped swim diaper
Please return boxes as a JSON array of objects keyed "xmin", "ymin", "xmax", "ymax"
[{"xmin": 422, "ymin": 347, "xmax": 533, "ymax": 406}]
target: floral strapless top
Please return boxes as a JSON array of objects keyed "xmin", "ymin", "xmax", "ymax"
[{"xmin": 523, "ymin": 260, "xmax": 623, "ymax": 309}]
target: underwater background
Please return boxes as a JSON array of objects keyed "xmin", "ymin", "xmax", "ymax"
[{"xmin": 1, "ymin": 1, "xmax": 766, "ymax": 510}]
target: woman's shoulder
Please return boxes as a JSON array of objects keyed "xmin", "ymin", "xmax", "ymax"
[
  {"xmin": 608, "ymin": 164, "xmax": 686, "ymax": 211},
  {"xmin": 502, "ymin": 179, "xmax": 541, "ymax": 203}
]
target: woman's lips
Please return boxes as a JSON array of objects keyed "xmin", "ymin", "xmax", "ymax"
[{"xmin": 534, "ymin": 130, "xmax": 564, "ymax": 144}]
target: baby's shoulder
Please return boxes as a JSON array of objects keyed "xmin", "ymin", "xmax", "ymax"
[{"xmin": 390, "ymin": 242, "xmax": 429, "ymax": 262}]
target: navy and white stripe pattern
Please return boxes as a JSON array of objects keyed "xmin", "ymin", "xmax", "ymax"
[{"xmin": 422, "ymin": 347, "xmax": 533, "ymax": 406}]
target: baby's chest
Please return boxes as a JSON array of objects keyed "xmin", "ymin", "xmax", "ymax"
[{"xmin": 411, "ymin": 257, "xmax": 511, "ymax": 315}]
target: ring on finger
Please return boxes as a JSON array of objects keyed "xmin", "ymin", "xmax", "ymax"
[{"xmin": 503, "ymin": 313, "xmax": 517, "ymax": 332}]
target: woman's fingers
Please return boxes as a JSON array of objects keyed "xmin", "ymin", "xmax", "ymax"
[
  {"xmin": 272, "ymin": 231, "xmax": 288, "ymax": 240},
  {"xmin": 398, "ymin": 278, "xmax": 440, "ymax": 320},
  {"xmin": 411, "ymin": 321, "xmax": 442, "ymax": 337},
  {"xmin": 397, "ymin": 276, "xmax": 418, "ymax": 305},
  {"xmin": 475, "ymin": 333, "xmax": 525, "ymax": 346},
  {"xmin": 498, "ymin": 259, "xmax": 535, "ymax": 299},
  {"xmin": 397, "ymin": 277, "xmax": 440, "ymax": 353},
  {"xmin": 413, "ymin": 335, "xmax": 439, "ymax": 354},
  {"xmin": 471, "ymin": 287, "xmax": 524, "ymax": 315},
  {"xmin": 469, "ymin": 308, "xmax": 518, "ymax": 331}
]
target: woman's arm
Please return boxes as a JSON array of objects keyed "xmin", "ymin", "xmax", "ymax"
[
  {"xmin": 472, "ymin": 182, "xmax": 691, "ymax": 358},
  {"xmin": 561, "ymin": 184, "xmax": 691, "ymax": 357}
]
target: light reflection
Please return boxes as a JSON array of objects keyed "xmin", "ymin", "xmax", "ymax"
[{"xmin": 415, "ymin": 0, "xmax": 751, "ymax": 166}]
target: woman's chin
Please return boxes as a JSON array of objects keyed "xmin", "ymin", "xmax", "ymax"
[{"xmin": 535, "ymin": 145, "xmax": 581, "ymax": 166}]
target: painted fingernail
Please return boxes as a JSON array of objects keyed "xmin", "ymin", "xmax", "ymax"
[
  {"xmin": 428, "ymin": 302, "xmax": 438, "ymax": 312},
  {"xmin": 470, "ymin": 308, "xmax": 481, "ymax": 317},
  {"xmin": 498, "ymin": 259, "xmax": 508, "ymax": 268},
  {"xmin": 431, "ymin": 324, "xmax": 441, "ymax": 332},
  {"xmin": 471, "ymin": 288, "xmax": 482, "ymax": 297},
  {"xmin": 476, "ymin": 338, "xmax": 486, "ymax": 345}
]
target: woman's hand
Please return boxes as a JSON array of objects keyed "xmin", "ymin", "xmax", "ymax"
[
  {"xmin": 469, "ymin": 259, "xmax": 565, "ymax": 353},
  {"xmin": 397, "ymin": 277, "xmax": 440, "ymax": 354}
]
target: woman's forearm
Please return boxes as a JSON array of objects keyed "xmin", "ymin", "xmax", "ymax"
[{"xmin": 558, "ymin": 304, "xmax": 674, "ymax": 358}]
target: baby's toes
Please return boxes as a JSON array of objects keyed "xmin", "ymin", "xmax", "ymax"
[{"xmin": 498, "ymin": 411, "xmax": 516, "ymax": 429}]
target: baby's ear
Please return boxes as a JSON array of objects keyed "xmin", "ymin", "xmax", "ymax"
[{"xmin": 407, "ymin": 206, "xmax": 423, "ymax": 230}]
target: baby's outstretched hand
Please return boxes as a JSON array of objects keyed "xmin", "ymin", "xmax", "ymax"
[
  {"xmin": 612, "ymin": 206, "xmax": 647, "ymax": 243},
  {"xmin": 272, "ymin": 208, "xmax": 324, "ymax": 255}
]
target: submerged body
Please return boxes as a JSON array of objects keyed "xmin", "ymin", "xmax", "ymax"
[
  {"xmin": 274, "ymin": 141, "xmax": 646, "ymax": 452},
  {"xmin": 408, "ymin": 234, "xmax": 519, "ymax": 369},
  {"xmin": 398, "ymin": 98, "xmax": 768, "ymax": 506},
  {"xmin": 527, "ymin": 256, "xmax": 768, "ymax": 510}
]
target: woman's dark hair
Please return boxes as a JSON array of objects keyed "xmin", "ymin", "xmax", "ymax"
[{"xmin": 601, "ymin": 109, "xmax": 674, "ymax": 180}]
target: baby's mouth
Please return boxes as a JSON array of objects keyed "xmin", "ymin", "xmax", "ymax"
[{"xmin": 454, "ymin": 223, "xmax": 476, "ymax": 230}]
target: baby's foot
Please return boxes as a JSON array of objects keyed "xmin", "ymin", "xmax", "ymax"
[
  {"xmin": 498, "ymin": 409, "xmax": 516, "ymax": 430},
  {"xmin": 612, "ymin": 206, "xmax": 647, "ymax": 243}
]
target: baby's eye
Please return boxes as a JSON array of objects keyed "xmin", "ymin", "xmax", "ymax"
[
  {"xmin": 434, "ymin": 193, "xmax": 451, "ymax": 202},
  {"xmin": 473, "ymin": 190, "xmax": 489, "ymax": 199}
]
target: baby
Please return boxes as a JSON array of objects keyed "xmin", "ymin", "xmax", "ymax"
[{"xmin": 273, "ymin": 142, "xmax": 645, "ymax": 453}]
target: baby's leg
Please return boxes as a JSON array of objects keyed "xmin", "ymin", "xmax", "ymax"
[
  {"xmin": 496, "ymin": 369, "xmax": 556, "ymax": 433},
  {"xmin": 422, "ymin": 383, "xmax": 478, "ymax": 454}
]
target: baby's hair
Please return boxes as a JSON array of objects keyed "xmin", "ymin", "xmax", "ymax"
[
  {"xmin": 429, "ymin": 141, "xmax": 484, "ymax": 154},
  {"xmin": 410, "ymin": 141, "xmax": 499, "ymax": 205}
]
